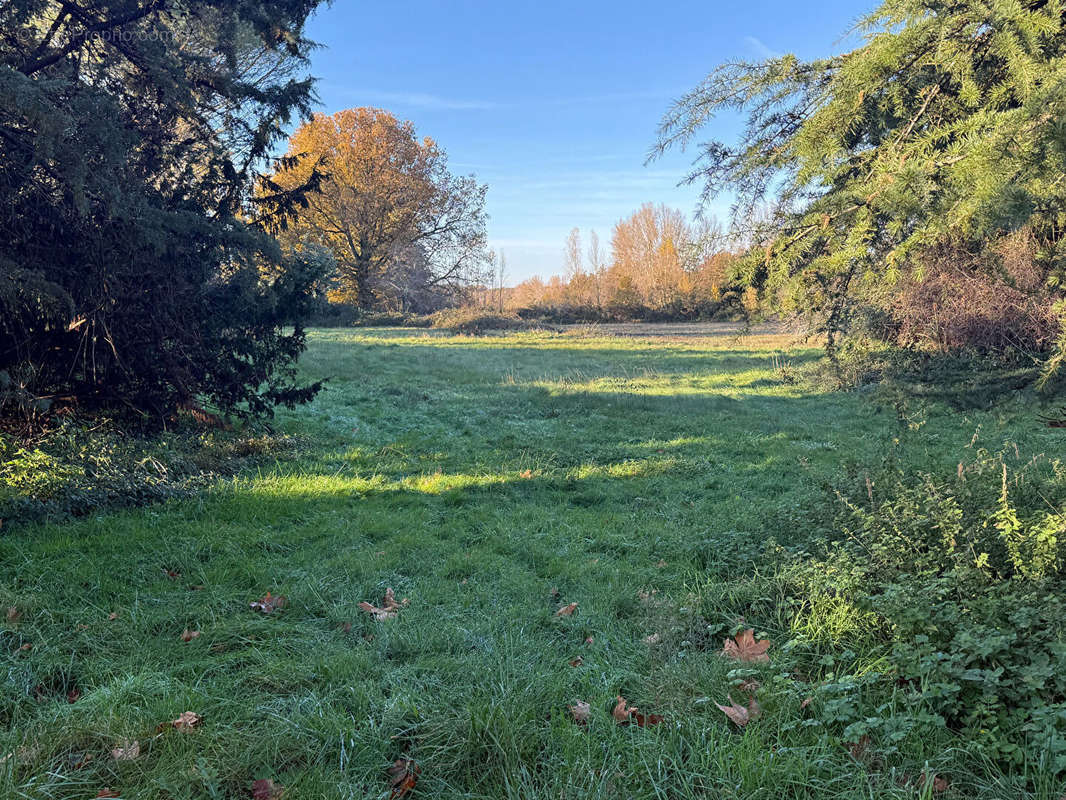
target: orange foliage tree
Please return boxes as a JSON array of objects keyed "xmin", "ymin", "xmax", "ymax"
[{"xmin": 267, "ymin": 108, "xmax": 491, "ymax": 310}]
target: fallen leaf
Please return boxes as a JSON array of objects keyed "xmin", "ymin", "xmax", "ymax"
[
  {"xmin": 96, "ymin": 790, "xmax": 121, "ymax": 798},
  {"xmin": 800, "ymin": 697, "xmax": 813, "ymax": 710},
  {"xmin": 721, "ymin": 629, "xmax": 771, "ymax": 664},
  {"xmin": 919, "ymin": 774, "xmax": 949, "ymax": 793},
  {"xmin": 715, "ymin": 695, "xmax": 761, "ymax": 727},
  {"xmin": 655, "ymin": 560, "xmax": 667, "ymax": 568},
  {"xmin": 584, "ymin": 636, "xmax": 594, "ymax": 645},
  {"xmin": 169, "ymin": 711, "xmax": 202, "ymax": 732},
  {"xmin": 568, "ymin": 700, "xmax": 591, "ymax": 725},
  {"xmin": 188, "ymin": 584, "xmax": 205, "ymax": 591},
  {"xmin": 163, "ymin": 568, "xmax": 181, "ymax": 579},
  {"xmin": 738, "ymin": 678, "xmax": 761, "ymax": 695},
  {"xmin": 251, "ymin": 778, "xmax": 284, "ymax": 799},
  {"xmin": 67, "ymin": 688, "xmax": 81, "ymax": 703},
  {"xmin": 108, "ymin": 612, "xmax": 118, "ymax": 621},
  {"xmin": 6, "ymin": 607, "xmax": 20, "ymax": 622},
  {"xmin": 72, "ymin": 752, "xmax": 94, "ymax": 769},
  {"xmin": 643, "ymin": 633, "xmax": 661, "ymax": 646},
  {"xmin": 359, "ymin": 588, "xmax": 409, "ymax": 621},
  {"xmin": 19, "ymin": 643, "xmax": 31, "ymax": 651},
  {"xmin": 555, "ymin": 602, "xmax": 578, "ymax": 617},
  {"xmin": 180, "ymin": 629, "xmax": 201, "ymax": 642},
  {"xmin": 111, "ymin": 740, "xmax": 140, "ymax": 761},
  {"xmin": 612, "ymin": 696, "xmax": 637, "ymax": 724},
  {"xmin": 387, "ymin": 757, "xmax": 420, "ymax": 799},
  {"xmin": 632, "ymin": 711, "xmax": 665, "ymax": 727},
  {"xmin": 847, "ymin": 734, "xmax": 870, "ymax": 759},
  {"xmin": 568, "ymin": 656, "xmax": 583, "ymax": 667},
  {"xmin": 249, "ymin": 592, "xmax": 287, "ymax": 614}
]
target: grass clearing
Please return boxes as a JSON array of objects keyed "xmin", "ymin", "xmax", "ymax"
[{"xmin": 1, "ymin": 326, "xmax": 1061, "ymax": 799}]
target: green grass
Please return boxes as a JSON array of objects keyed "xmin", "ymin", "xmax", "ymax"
[{"xmin": 1, "ymin": 326, "xmax": 1060, "ymax": 799}]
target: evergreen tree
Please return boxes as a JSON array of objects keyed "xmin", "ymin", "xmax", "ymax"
[
  {"xmin": 655, "ymin": 0, "xmax": 1066, "ymax": 358},
  {"xmin": 0, "ymin": 0, "xmax": 327, "ymax": 419}
]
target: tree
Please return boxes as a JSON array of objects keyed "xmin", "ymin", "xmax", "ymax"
[
  {"xmin": 0, "ymin": 0, "xmax": 327, "ymax": 419},
  {"xmin": 654, "ymin": 0, "xmax": 1066, "ymax": 358},
  {"xmin": 587, "ymin": 230, "xmax": 606, "ymax": 309},
  {"xmin": 268, "ymin": 108, "xmax": 491, "ymax": 311},
  {"xmin": 609, "ymin": 204, "xmax": 692, "ymax": 310}
]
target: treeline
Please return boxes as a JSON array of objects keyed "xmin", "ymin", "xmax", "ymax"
[{"xmin": 478, "ymin": 204, "xmax": 753, "ymax": 323}]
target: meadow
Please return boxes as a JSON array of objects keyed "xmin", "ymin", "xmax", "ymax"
[{"xmin": 1, "ymin": 326, "xmax": 1060, "ymax": 799}]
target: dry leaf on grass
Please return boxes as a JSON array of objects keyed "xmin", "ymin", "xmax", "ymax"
[
  {"xmin": 67, "ymin": 689, "xmax": 80, "ymax": 703},
  {"xmin": 569, "ymin": 700, "xmax": 591, "ymax": 725},
  {"xmin": 95, "ymin": 790, "xmax": 121, "ymax": 798},
  {"xmin": 359, "ymin": 588, "xmax": 409, "ymax": 621},
  {"xmin": 715, "ymin": 695, "xmax": 761, "ymax": 727},
  {"xmin": 612, "ymin": 696, "xmax": 637, "ymax": 723},
  {"xmin": 110, "ymin": 740, "xmax": 140, "ymax": 761},
  {"xmin": 162, "ymin": 711, "xmax": 202, "ymax": 732},
  {"xmin": 251, "ymin": 778, "xmax": 284, "ymax": 799},
  {"xmin": 6, "ymin": 607, "xmax": 20, "ymax": 622},
  {"xmin": 568, "ymin": 656, "xmax": 583, "ymax": 667},
  {"xmin": 387, "ymin": 757, "xmax": 420, "ymax": 799},
  {"xmin": 612, "ymin": 696, "xmax": 663, "ymax": 727},
  {"xmin": 108, "ymin": 612, "xmax": 118, "ymax": 621},
  {"xmin": 180, "ymin": 629, "xmax": 201, "ymax": 642},
  {"xmin": 643, "ymin": 633, "xmax": 661, "ymax": 646},
  {"xmin": 249, "ymin": 592, "xmax": 287, "ymax": 614},
  {"xmin": 847, "ymin": 734, "xmax": 870, "ymax": 760},
  {"xmin": 554, "ymin": 602, "xmax": 578, "ymax": 617},
  {"xmin": 721, "ymin": 629, "xmax": 771, "ymax": 664}
]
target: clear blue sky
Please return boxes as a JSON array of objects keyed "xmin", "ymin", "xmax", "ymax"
[{"xmin": 305, "ymin": 0, "xmax": 870, "ymax": 283}]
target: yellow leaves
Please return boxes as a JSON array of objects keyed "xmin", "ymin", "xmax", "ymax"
[
  {"xmin": 359, "ymin": 588, "xmax": 409, "ymax": 621},
  {"xmin": 715, "ymin": 695, "xmax": 761, "ymax": 727},
  {"xmin": 721, "ymin": 628, "xmax": 771, "ymax": 664}
]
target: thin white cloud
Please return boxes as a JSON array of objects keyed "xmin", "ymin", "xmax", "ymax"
[
  {"xmin": 744, "ymin": 36, "xmax": 782, "ymax": 59},
  {"xmin": 322, "ymin": 84, "xmax": 499, "ymax": 110}
]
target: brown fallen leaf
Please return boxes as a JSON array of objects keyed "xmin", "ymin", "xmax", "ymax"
[
  {"xmin": 169, "ymin": 711, "xmax": 202, "ymax": 732},
  {"xmin": 738, "ymin": 678, "xmax": 761, "ymax": 695},
  {"xmin": 6, "ymin": 606, "xmax": 20, "ymax": 623},
  {"xmin": 108, "ymin": 612, "xmax": 118, "ymax": 621},
  {"xmin": 721, "ymin": 628, "xmax": 771, "ymax": 664},
  {"xmin": 800, "ymin": 696, "xmax": 813, "ymax": 710},
  {"xmin": 917, "ymin": 773, "xmax": 949, "ymax": 793},
  {"xmin": 95, "ymin": 790, "xmax": 121, "ymax": 798},
  {"xmin": 359, "ymin": 588, "xmax": 409, "ymax": 621},
  {"xmin": 67, "ymin": 688, "xmax": 81, "ymax": 704},
  {"xmin": 632, "ymin": 711, "xmax": 665, "ymax": 727},
  {"xmin": 584, "ymin": 636, "xmax": 594, "ymax": 645},
  {"xmin": 555, "ymin": 602, "xmax": 578, "ymax": 617},
  {"xmin": 19, "ymin": 643, "xmax": 31, "ymax": 651},
  {"xmin": 715, "ymin": 695, "xmax": 761, "ymax": 727},
  {"xmin": 847, "ymin": 734, "xmax": 870, "ymax": 760},
  {"xmin": 163, "ymin": 568, "xmax": 181, "ymax": 579},
  {"xmin": 111, "ymin": 740, "xmax": 140, "ymax": 761},
  {"xmin": 180, "ymin": 629, "xmax": 201, "ymax": 642},
  {"xmin": 387, "ymin": 757, "xmax": 420, "ymax": 799},
  {"xmin": 612, "ymin": 696, "xmax": 637, "ymax": 724},
  {"xmin": 249, "ymin": 592, "xmax": 287, "ymax": 614},
  {"xmin": 568, "ymin": 656, "xmax": 583, "ymax": 667},
  {"xmin": 568, "ymin": 700, "xmax": 591, "ymax": 725},
  {"xmin": 251, "ymin": 778, "xmax": 284, "ymax": 799}
]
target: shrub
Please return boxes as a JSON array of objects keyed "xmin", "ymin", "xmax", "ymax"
[
  {"xmin": 699, "ymin": 446, "xmax": 1066, "ymax": 777},
  {"xmin": 429, "ymin": 309, "xmax": 540, "ymax": 334}
]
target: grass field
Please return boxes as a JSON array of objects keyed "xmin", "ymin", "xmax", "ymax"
[{"xmin": 1, "ymin": 326, "xmax": 1060, "ymax": 799}]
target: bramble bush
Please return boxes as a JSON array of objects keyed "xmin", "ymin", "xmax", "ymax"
[{"xmin": 699, "ymin": 445, "xmax": 1066, "ymax": 779}]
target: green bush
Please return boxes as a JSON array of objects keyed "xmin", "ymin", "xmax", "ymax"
[
  {"xmin": 698, "ymin": 446, "xmax": 1066, "ymax": 778},
  {"xmin": 0, "ymin": 420, "xmax": 307, "ymax": 525}
]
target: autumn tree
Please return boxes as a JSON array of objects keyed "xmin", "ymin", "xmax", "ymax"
[{"xmin": 269, "ymin": 108, "xmax": 491, "ymax": 311}]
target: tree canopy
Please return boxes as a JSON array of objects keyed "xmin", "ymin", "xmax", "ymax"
[
  {"xmin": 655, "ymin": 0, "xmax": 1066, "ymax": 356},
  {"xmin": 0, "ymin": 0, "xmax": 327, "ymax": 420},
  {"xmin": 267, "ymin": 108, "xmax": 491, "ymax": 312}
]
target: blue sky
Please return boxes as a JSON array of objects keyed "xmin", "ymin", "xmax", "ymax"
[{"xmin": 305, "ymin": 0, "xmax": 869, "ymax": 282}]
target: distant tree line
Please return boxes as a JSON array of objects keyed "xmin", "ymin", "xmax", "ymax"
[{"xmin": 477, "ymin": 204, "xmax": 752, "ymax": 323}]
